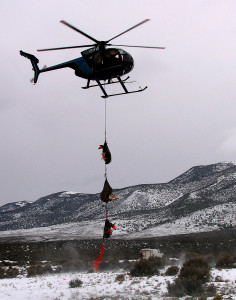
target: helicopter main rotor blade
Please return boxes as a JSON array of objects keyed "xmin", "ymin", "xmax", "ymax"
[
  {"xmin": 107, "ymin": 19, "xmax": 150, "ymax": 43},
  {"xmin": 110, "ymin": 44, "xmax": 165, "ymax": 49},
  {"xmin": 60, "ymin": 20, "xmax": 99, "ymax": 44},
  {"xmin": 37, "ymin": 44, "xmax": 96, "ymax": 52}
]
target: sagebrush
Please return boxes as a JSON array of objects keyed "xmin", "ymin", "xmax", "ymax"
[
  {"xmin": 168, "ymin": 257, "xmax": 210, "ymax": 297},
  {"xmin": 69, "ymin": 278, "xmax": 83, "ymax": 288}
]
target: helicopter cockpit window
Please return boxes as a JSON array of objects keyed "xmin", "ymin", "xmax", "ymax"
[
  {"xmin": 93, "ymin": 53, "xmax": 103, "ymax": 70},
  {"xmin": 103, "ymin": 49, "xmax": 121, "ymax": 68},
  {"xmin": 119, "ymin": 50, "xmax": 134, "ymax": 72},
  {"xmin": 84, "ymin": 52, "xmax": 103, "ymax": 71},
  {"xmin": 84, "ymin": 49, "xmax": 122, "ymax": 71}
]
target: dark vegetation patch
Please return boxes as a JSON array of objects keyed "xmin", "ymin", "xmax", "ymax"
[
  {"xmin": 167, "ymin": 257, "xmax": 211, "ymax": 297},
  {"xmin": 0, "ymin": 229, "xmax": 235, "ymax": 274},
  {"xmin": 0, "ymin": 265, "xmax": 19, "ymax": 279},
  {"xmin": 69, "ymin": 278, "xmax": 83, "ymax": 288},
  {"xmin": 115, "ymin": 274, "xmax": 125, "ymax": 282},
  {"xmin": 165, "ymin": 265, "xmax": 179, "ymax": 276},
  {"xmin": 27, "ymin": 263, "xmax": 53, "ymax": 277},
  {"xmin": 204, "ymin": 284, "xmax": 217, "ymax": 297},
  {"xmin": 215, "ymin": 254, "xmax": 235, "ymax": 269},
  {"xmin": 130, "ymin": 256, "xmax": 164, "ymax": 277},
  {"xmin": 213, "ymin": 295, "xmax": 223, "ymax": 300}
]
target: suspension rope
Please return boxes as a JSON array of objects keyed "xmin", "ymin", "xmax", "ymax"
[
  {"xmin": 94, "ymin": 88, "xmax": 110, "ymax": 273},
  {"xmin": 104, "ymin": 164, "xmax": 107, "ymax": 179},
  {"xmin": 104, "ymin": 97, "xmax": 107, "ymax": 180},
  {"xmin": 104, "ymin": 97, "xmax": 107, "ymax": 141},
  {"xmin": 105, "ymin": 203, "xmax": 108, "ymax": 219}
]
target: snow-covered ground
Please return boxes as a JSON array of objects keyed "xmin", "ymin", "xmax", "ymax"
[
  {"xmin": 0, "ymin": 271, "xmax": 171, "ymax": 300},
  {"xmin": 0, "ymin": 268, "xmax": 235, "ymax": 300}
]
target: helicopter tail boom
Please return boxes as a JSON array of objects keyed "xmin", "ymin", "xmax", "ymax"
[{"xmin": 20, "ymin": 50, "xmax": 40, "ymax": 84}]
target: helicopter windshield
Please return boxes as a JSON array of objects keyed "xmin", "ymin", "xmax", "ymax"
[
  {"xmin": 103, "ymin": 49, "xmax": 121, "ymax": 67},
  {"xmin": 84, "ymin": 49, "xmax": 121, "ymax": 71},
  {"xmin": 118, "ymin": 49, "xmax": 134, "ymax": 73},
  {"xmin": 83, "ymin": 48, "xmax": 133, "ymax": 75}
]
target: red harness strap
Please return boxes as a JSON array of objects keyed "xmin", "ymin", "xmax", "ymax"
[{"xmin": 93, "ymin": 241, "xmax": 104, "ymax": 272}]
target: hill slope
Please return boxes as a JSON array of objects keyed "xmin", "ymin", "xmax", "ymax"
[{"xmin": 0, "ymin": 162, "xmax": 235, "ymax": 240}]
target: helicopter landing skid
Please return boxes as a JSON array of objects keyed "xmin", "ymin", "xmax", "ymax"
[
  {"xmin": 100, "ymin": 86, "xmax": 147, "ymax": 98},
  {"xmin": 82, "ymin": 76, "xmax": 130, "ymax": 89},
  {"xmin": 82, "ymin": 76, "xmax": 147, "ymax": 98}
]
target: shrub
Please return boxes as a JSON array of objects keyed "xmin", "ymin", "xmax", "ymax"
[
  {"xmin": 203, "ymin": 254, "xmax": 216, "ymax": 267},
  {"xmin": 130, "ymin": 257, "xmax": 161, "ymax": 277},
  {"xmin": 115, "ymin": 274, "xmax": 125, "ymax": 282},
  {"xmin": 43, "ymin": 263, "xmax": 53, "ymax": 273},
  {"xmin": 0, "ymin": 266, "xmax": 19, "ymax": 279},
  {"xmin": 204, "ymin": 283, "xmax": 217, "ymax": 297},
  {"xmin": 0, "ymin": 267, "xmax": 5, "ymax": 279},
  {"xmin": 130, "ymin": 259, "xmax": 154, "ymax": 276},
  {"xmin": 27, "ymin": 263, "xmax": 53, "ymax": 277},
  {"xmin": 167, "ymin": 279, "xmax": 186, "ymax": 297},
  {"xmin": 5, "ymin": 266, "xmax": 19, "ymax": 278},
  {"xmin": 27, "ymin": 265, "xmax": 41, "ymax": 277},
  {"xmin": 168, "ymin": 257, "xmax": 210, "ymax": 297},
  {"xmin": 54, "ymin": 266, "xmax": 62, "ymax": 273},
  {"xmin": 198, "ymin": 295, "xmax": 207, "ymax": 300},
  {"xmin": 61, "ymin": 259, "xmax": 85, "ymax": 272},
  {"xmin": 1, "ymin": 261, "xmax": 17, "ymax": 267},
  {"xmin": 179, "ymin": 257, "xmax": 210, "ymax": 283},
  {"xmin": 88, "ymin": 269, "xmax": 94, "ymax": 273},
  {"xmin": 185, "ymin": 252, "xmax": 199, "ymax": 260},
  {"xmin": 148, "ymin": 256, "xmax": 165, "ymax": 268},
  {"xmin": 216, "ymin": 254, "xmax": 234, "ymax": 269},
  {"xmin": 98, "ymin": 261, "xmax": 113, "ymax": 271},
  {"xmin": 120, "ymin": 260, "xmax": 133, "ymax": 271},
  {"xmin": 165, "ymin": 266, "xmax": 179, "ymax": 276},
  {"xmin": 69, "ymin": 278, "xmax": 83, "ymax": 288},
  {"xmin": 213, "ymin": 295, "xmax": 223, "ymax": 300}
]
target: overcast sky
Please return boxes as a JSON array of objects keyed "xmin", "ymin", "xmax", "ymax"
[{"xmin": 1, "ymin": 0, "xmax": 236, "ymax": 205}]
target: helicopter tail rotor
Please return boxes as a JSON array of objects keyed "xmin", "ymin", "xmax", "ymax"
[{"xmin": 20, "ymin": 50, "xmax": 40, "ymax": 84}]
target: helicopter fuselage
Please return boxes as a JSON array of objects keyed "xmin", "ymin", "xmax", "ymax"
[{"xmin": 40, "ymin": 47, "xmax": 134, "ymax": 81}]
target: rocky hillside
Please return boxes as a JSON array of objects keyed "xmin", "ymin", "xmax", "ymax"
[{"xmin": 0, "ymin": 162, "xmax": 235, "ymax": 239}]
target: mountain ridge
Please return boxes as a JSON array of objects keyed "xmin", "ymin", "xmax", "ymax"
[{"xmin": 0, "ymin": 161, "xmax": 235, "ymax": 240}]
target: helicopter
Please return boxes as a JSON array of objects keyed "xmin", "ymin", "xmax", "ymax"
[{"xmin": 20, "ymin": 19, "xmax": 165, "ymax": 98}]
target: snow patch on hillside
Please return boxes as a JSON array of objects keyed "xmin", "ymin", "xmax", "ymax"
[
  {"xmin": 0, "ymin": 201, "xmax": 234, "ymax": 242},
  {"xmin": 59, "ymin": 191, "xmax": 81, "ymax": 197},
  {"xmin": 125, "ymin": 202, "xmax": 236, "ymax": 239}
]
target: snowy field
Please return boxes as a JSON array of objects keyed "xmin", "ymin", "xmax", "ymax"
[{"xmin": 0, "ymin": 268, "xmax": 236, "ymax": 299}]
